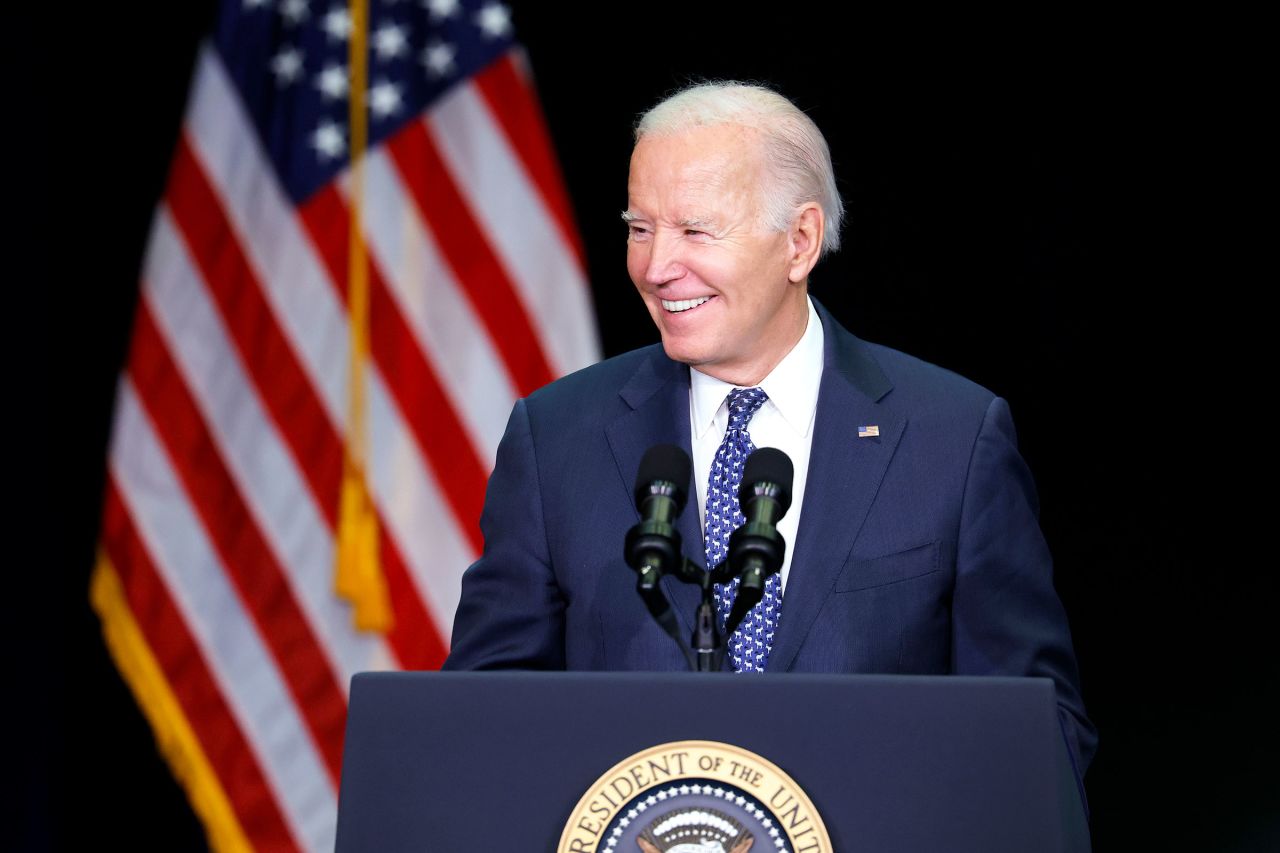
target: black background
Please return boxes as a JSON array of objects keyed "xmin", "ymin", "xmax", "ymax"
[{"xmin": 28, "ymin": 3, "xmax": 1274, "ymax": 850}]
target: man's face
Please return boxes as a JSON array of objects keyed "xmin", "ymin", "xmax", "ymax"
[{"xmin": 625, "ymin": 123, "xmax": 806, "ymax": 386}]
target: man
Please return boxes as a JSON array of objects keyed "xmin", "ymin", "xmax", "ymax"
[{"xmin": 444, "ymin": 82, "xmax": 1096, "ymax": 779}]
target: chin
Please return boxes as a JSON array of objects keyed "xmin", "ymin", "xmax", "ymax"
[
  {"xmin": 659, "ymin": 339, "xmax": 695, "ymax": 365},
  {"xmin": 661, "ymin": 340, "xmax": 730, "ymax": 375},
  {"xmin": 658, "ymin": 336, "xmax": 706, "ymax": 367},
  {"xmin": 654, "ymin": 313, "xmax": 729, "ymax": 370}
]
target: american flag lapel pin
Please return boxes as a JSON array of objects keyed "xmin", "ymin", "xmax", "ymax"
[{"xmin": 857, "ymin": 425, "xmax": 880, "ymax": 438}]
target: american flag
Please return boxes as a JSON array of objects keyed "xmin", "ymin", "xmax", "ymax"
[{"xmin": 90, "ymin": 0, "xmax": 598, "ymax": 849}]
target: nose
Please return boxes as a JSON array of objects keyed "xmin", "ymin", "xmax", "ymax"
[{"xmin": 640, "ymin": 230, "xmax": 684, "ymax": 287}]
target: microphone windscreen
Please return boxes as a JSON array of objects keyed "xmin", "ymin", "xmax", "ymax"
[
  {"xmin": 739, "ymin": 447, "xmax": 794, "ymax": 514},
  {"xmin": 634, "ymin": 444, "xmax": 692, "ymax": 511}
]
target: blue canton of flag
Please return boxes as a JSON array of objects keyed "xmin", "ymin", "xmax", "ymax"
[{"xmin": 220, "ymin": 0, "xmax": 516, "ymax": 203}]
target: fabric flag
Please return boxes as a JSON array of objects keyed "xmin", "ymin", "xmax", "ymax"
[{"xmin": 90, "ymin": 0, "xmax": 599, "ymax": 849}]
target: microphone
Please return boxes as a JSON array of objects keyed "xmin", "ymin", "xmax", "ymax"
[
  {"xmin": 723, "ymin": 447, "xmax": 793, "ymax": 636},
  {"xmin": 624, "ymin": 444, "xmax": 692, "ymax": 592},
  {"xmin": 625, "ymin": 444, "xmax": 697, "ymax": 670}
]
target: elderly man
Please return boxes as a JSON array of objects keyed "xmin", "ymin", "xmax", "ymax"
[{"xmin": 444, "ymin": 82, "xmax": 1096, "ymax": 779}]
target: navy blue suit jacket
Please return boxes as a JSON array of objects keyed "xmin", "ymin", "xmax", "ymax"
[{"xmin": 445, "ymin": 303, "xmax": 1096, "ymax": 778}]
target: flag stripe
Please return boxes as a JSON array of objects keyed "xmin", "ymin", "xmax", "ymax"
[
  {"xmin": 298, "ymin": 185, "xmax": 488, "ymax": 553},
  {"xmin": 384, "ymin": 118, "xmax": 556, "ymax": 395},
  {"xmin": 182, "ymin": 49, "xmax": 450, "ymax": 664},
  {"xmin": 360, "ymin": 148, "xmax": 516, "ymax": 468},
  {"xmin": 162, "ymin": 150, "xmax": 446, "ymax": 671},
  {"xmin": 368, "ymin": 255, "xmax": 489, "ymax": 551},
  {"xmin": 184, "ymin": 47, "xmax": 351, "ymax": 433},
  {"xmin": 142, "ymin": 208, "xmax": 395, "ymax": 685},
  {"xmin": 125, "ymin": 303, "xmax": 347, "ymax": 786},
  {"xmin": 167, "ymin": 133, "xmax": 344, "ymax": 529},
  {"xmin": 91, "ymin": 555, "xmax": 257, "ymax": 853},
  {"xmin": 379, "ymin": 525, "xmax": 449, "ymax": 670},
  {"xmin": 108, "ymin": 385, "xmax": 336, "ymax": 850},
  {"xmin": 365, "ymin": 365, "xmax": 477, "ymax": 642},
  {"xmin": 100, "ymin": 487, "xmax": 298, "ymax": 851},
  {"xmin": 428, "ymin": 82, "xmax": 599, "ymax": 378},
  {"xmin": 473, "ymin": 52, "xmax": 587, "ymax": 268}
]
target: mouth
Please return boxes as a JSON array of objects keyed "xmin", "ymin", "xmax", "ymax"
[{"xmin": 660, "ymin": 296, "xmax": 713, "ymax": 313}]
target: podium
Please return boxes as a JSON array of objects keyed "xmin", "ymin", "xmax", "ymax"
[{"xmin": 336, "ymin": 672, "xmax": 1089, "ymax": 852}]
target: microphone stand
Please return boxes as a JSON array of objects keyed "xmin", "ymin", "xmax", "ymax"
[
  {"xmin": 626, "ymin": 550, "xmax": 779, "ymax": 672},
  {"xmin": 625, "ymin": 546, "xmax": 730, "ymax": 672},
  {"xmin": 692, "ymin": 564, "xmax": 722, "ymax": 672}
]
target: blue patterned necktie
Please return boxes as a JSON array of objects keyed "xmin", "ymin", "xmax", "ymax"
[{"xmin": 704, "ymin": 387, "xmax": 780, "ymax": 672}]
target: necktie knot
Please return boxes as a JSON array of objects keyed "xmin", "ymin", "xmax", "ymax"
[{"xmin": 726, "ymin": 387, "xmax": 768, "ymax": 432}]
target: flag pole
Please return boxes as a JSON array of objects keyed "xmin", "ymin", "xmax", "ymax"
[{"xmin": 335, "ymin": 0, "xmax": 392, "ymax": 632}]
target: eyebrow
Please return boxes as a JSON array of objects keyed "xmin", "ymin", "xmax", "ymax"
[{"xmin": 619, "ymin": 211, "xmax": 718, "ymax": 230}]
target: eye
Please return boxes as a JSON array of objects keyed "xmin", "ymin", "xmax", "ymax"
[{"xmin": 628, "ymin": 224, "xmax": 651, "ymax": 241}]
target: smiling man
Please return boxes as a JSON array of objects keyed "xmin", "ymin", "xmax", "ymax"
[
  {"xmin": 623, "ymin": 119, "xmax": 818, "ymax": 386},
  {"xmin": 444, "ymin": 83, "xmax": 1096, "ymax": 781}
]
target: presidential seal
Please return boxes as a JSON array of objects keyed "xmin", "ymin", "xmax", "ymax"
[{"xmin": 558, "ymin": 740, "xmax": 831, "ymax": 853}]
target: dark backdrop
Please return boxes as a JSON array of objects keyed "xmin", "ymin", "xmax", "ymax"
[{"xmin": 34, "ymin": 4, "xmax": 1272, "ymax": 851}]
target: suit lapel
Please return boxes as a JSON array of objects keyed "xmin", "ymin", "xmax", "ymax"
[
  {"xmin": 604, "ymin": 350, "xmax": 704, "ymax": 642},
  {"xmin": 768, "ymin": 305, "xmax": 905, "ymax": 672}
]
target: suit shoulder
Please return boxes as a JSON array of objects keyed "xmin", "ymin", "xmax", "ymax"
[
  {"xmin": 522, "ymin": 344, "xmax": 666, "ymax": 425},
  {"xmin": 818, "ymin": 303, "xmax": 997, "ymax": 420},
  {"xmin": 847, "ymin": 336, "xmax": 1014, "ymax": 472},
  {"xmin": 860, "ymin": 339, "xmax": 998, "ymax": 418}
]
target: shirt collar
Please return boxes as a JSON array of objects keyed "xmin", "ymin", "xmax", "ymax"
[{"xmin": 690, "ymin": 296, "xmax": 825, "ymax": 438}]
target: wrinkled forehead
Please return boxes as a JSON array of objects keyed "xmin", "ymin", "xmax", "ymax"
[{"xmin": 627, "ymin": 124, "xmax": 767, "ymax": 216}]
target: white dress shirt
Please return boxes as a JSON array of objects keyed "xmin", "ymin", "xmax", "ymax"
[{"xmin": 689, "ymin": 297, "xmax": 825, "ymax": 592}]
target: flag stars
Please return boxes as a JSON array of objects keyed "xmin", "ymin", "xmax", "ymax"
[
  {"xmin": 475, "ymin": 2, "xmax": 512, "ymax": 38},
  {"xmin": 425, "ymin": 0, "xmax": 460, "ymax": 19},
  {"xmin": 421, "ymin": 39, "xmax": 456, "ymax": 78},
  {"xmin": 323, "ymin": 7, "xmax": 353, "ymax": 40},
  {"xmin": 311, "ymin": 120, "xmax": 346, "ymax": 160},
  {"xmin": 373, "ymin": 23, "xmax": 408, "ymax": 60},
  {"xmin": 270, "ymin": 47, "xmax": 304, "ymax": 86},
  {"xmin": 369, "ymin": 80, "xmax": 403, "ymax": 118},
  {"xmin": 316, "ymin": 63, "xmax": 349, "ymax": 99},
  {"xmin": 280, "ymin": 0, "xmax": 309, "ymax": 24}
]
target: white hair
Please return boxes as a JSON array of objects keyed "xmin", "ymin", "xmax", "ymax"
[{"xmin": 635, "ymin": 81, "xmax": 844, "ymax": 256}]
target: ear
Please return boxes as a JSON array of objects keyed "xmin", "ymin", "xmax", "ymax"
[{"xmin": 786, "ymin": 203, "xmax": 824, "ymax": 284}]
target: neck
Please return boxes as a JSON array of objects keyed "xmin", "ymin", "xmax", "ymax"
[{"xmin": 703, "ymin": 292, "xmax": 809, "ymax": 386}]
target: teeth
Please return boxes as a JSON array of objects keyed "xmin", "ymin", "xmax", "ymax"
[{"xmin": 661, "ymin": 296, "xmax": 711, "ymax": 313}]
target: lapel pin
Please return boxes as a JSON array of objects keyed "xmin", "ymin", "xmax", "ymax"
[{"xmin": 857, "ymin": 425, "xmax": 880, "ymax": 438}]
